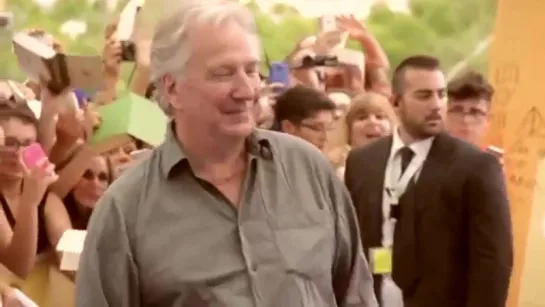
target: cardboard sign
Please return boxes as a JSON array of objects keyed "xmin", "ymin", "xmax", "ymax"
[
  {"xmin": 56, "ymin": 229, "xmax": 87, "ymax": 272},
  {"xmin": 91, "ymin": 93, "xmax": 167, "ymax": 153},
  {"xmin": 485, "ymin": 0, "xmax": 545, "ymax": 306},
  {"xmin": 12, "ymin": 32, "xmax": 104, "ymax": 95}
]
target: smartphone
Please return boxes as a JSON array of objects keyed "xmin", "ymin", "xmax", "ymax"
[
  {"xmin": 22, "ymin": 143, "xmax": 47, "ymax": 168},
  {"xmin": 268, "ymin": 62, "xmax": 290, "ymax": 90},
  {"xmin": 486, "ymin": 145, "xmax": 504, "ymax": 158},
  {"xmin": 319, "ymin": 15, "xmax": 337, "ymax": 33},
  {"xmin": 117, "ymin": 0, "xmax": 145, "ymax": 62}
]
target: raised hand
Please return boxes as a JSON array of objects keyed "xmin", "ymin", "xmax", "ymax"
[
  {"xmin": 19, "ymin": 155, "xmax": 58, "ymax": 205},
  {"xmin": 336, "ymin": 15, "xmax": 370, "ymax": 40},
  {"xmin": 102, "ymin": 20, "xmax": 123, "ymax": 77}
]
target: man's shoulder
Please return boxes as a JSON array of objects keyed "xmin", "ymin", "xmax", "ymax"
[
  {"xmin": 438, "ymin": 133, "xmax": 499, "ymax": 170},
  {"xmin": 258, "ymin": 129, "xmax": 326, "ymax": 160},
  {"xmin": 100, "ymin": 150, "xmax": 159, "ymax": 210},
  {"xmin": 440, "ymin": 133, "xmax": 488, "ymax": 158},
  {"xmin": 257, "ymin": 129, "xmax": 334, "ymax": 177},
  {"xmin": 348, "ymin": 135, "xmax": 391, "ymax": 161}
]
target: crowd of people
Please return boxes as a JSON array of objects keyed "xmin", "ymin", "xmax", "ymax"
[{"xmin": 1, "ymin": 0, "xmax": 512, "ymax": 306}]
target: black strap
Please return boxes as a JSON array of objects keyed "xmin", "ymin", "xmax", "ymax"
[
  {"xmin": 264, "ymin": 50, "xmax": 272, "ymax": 77},
  {"xmin": 0, "ymin": 194, "xmax": 16, "ymax": 228}
]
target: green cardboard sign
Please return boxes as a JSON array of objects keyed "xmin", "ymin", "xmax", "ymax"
[{"xmin": 91, "ymin": 93, "xmax": 167, "ymax": 147}]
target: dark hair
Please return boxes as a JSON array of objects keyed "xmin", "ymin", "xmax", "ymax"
[
  {"xmin": 392, "ymin": 55, "xmax": 441, "ymax": 96},
  {"xmin": 144, "ymin": 83, "xmax": 156, "ymax": 100},
  {"xmin": 274, "ymin": 85, "xmax": 336, "ymax": 126},
  {"xmin": 63, "ymin": 155, "xmax": 114, "ymax": 230},
  {"xmin": 447, "ymin": 70, "xmax": 494, "ymax": 102}
]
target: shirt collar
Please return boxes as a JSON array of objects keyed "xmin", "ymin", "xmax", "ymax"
[
  {"xmin": 390, "ymin": 127, "xmax": 434, "ymax": 160},
  {"xmin": 159, "ymin": 121, "xmax": 272, "ymax": 179}
]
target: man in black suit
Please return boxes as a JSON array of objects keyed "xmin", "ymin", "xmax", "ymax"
[{"xmin": 344, "ymin": 55, "xmax": 513, "ymax": 307}]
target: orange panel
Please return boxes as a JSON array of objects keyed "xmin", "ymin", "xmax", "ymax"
[{"xmin": 486, "ymin": 0, "xmax": 545, "ymax": 306}]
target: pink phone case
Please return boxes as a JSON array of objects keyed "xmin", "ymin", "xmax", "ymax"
[{"xmin": 22, "ymin": 143, "xmax": 47, "ymax": 168}]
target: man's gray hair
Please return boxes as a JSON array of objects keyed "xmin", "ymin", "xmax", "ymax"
[{"xmin": 150, "ymin": 0, "xmax": 259, "ymax": 115}]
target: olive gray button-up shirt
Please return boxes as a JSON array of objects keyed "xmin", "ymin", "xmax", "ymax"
[{"xmin": 75, "ymin": 126, "xmax": 378, "ymax": 307}]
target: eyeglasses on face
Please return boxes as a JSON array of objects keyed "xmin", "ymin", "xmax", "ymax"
[{"xmin": 447, "ymin": 106, "xmax": 488, "ymax": 122}]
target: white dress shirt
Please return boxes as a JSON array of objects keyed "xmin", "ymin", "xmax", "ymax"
[{"xmin": 381, "ymin": 129, "xmax": 434, "ymax": 307}]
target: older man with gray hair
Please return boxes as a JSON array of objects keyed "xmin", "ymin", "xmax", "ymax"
[{"xmin": 75, "ymin": 1, "xmax": 377, "ymax": 306}]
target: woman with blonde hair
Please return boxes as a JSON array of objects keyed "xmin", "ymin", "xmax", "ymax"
[{"xmin": 327, "ymin": 92, "xmax": 397, "ymax": 178}]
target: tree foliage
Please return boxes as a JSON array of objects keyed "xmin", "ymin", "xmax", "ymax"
[{"xmin": 1, "ymin": 0, "xmax": 497, "ymax": 82}]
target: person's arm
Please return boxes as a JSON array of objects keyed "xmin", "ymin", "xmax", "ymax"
[
  {"xmin": 92, "ymin": 75, "xmax": 119, "ymax": 105},
  {"xmin": 0, "ymin": 195, "xmax": 39, "ymax": 279},
  {"xmin": 335, "ymin": 15, "xmax": 390, "ymax": 93},
  {"xmin": 37, "ymin": 107, "xmax": 58, "ymax": 155},
  {"xmin": 130, "ymin": 38, "xmax": 152, "ymax": 97},
  {"xmin": 75, "ymin": 193, "xmax": 140, "ymax": 307},
  {"xmin": 466, "ymin": 153, "xmax": 513, "ymax": 307},
  {"xmin": 93, "ymin": 20, "xmax": 123, "ymax": 105},
  {"xmin": 43, "ymin": 193, "xmax": 72, "ymax": 249},
  {"xmin": 329, "ymin": 171, "xmax": 378, "ymax": 307}
]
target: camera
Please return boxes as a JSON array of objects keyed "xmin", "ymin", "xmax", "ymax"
[
  {"xmin": 0, "ymin": 12, "xmax": 13, "ymax": 29},
  {"xmin": 121, "ymin": 40, "xmax": 136, "ymax": 62},
  {"xmin": 300, "ymin": 55, "xmax": 338, "ymax": 68}
]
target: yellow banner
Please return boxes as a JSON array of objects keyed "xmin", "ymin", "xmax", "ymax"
[{"xmin": 487, "ymin": 0, "xmax": 545, "ymax": 306}]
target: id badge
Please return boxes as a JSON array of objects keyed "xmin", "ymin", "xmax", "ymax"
[{"xmin": 370, "ymin": 247, "xmax": 392, "ymax": 274}]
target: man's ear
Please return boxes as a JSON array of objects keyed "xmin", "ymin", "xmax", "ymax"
[
  {"xmin": 160, "ymin": 74, "xmax": 181, "ymax": 109},
  {"xmin": 280, "ymin": 119, "xmax": 295, "ymax": 134},
  {"xmin": 390, "ymin": 93, "xmax": 401, "ymax": 107}
]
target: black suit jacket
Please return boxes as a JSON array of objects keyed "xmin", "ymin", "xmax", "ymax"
[{"xmin": 344, "ymin": 132, "xmax": 513, "ymax": 307}]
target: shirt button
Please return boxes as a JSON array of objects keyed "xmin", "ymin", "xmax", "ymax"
[{"xmin": 250, "ymin": 263, "xmax": 258, "ymax": 272}]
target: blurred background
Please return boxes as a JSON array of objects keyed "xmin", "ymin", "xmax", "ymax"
[{"xmin": 1, "ymin": 0, "xmax": 497, "ymax": 88}]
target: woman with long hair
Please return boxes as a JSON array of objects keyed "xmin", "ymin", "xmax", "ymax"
[
  {"xmin": 0, "ymin": 104, "xmax": 58, "ymax": 279},
  {"xmin": 326, "ymin": 92, "xmax": 397, "ymax": 178}
]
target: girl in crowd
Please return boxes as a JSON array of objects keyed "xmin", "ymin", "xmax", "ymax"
[
  {"xmin": 0, "ymin": 81, "xmax": 113, "ymax": 304},
  {"xmin": 46, "ymin": 151, "xmax": 113, "ymax": 234},
  {"xmin": 327, "ymin": 92, "xmax": 397, "ymax": 178},
  {"xmin": 0, "ymin": 102, "xmax": 59, "ymax": 305},
  {"xmin": 0, "ymin": 104, "xmax": 58, "ymax": 278}
]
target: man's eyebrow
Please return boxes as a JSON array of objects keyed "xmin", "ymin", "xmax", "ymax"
[{"xmin": 414, "ymin": 88, "xmax": 446, "ymax": 93}]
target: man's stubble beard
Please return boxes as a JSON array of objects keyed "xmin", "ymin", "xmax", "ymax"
[{"xmin": 399, "ymin": 109, "xmax": 443, "ymax": 140}]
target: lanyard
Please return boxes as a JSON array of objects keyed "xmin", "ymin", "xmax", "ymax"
[{"xmin": 385, "ymin": 153, "xmax": 426, "ymax": 206}]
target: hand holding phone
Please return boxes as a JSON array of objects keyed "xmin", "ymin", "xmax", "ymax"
[
  {"xmin": 21, "ymin": 143, "xmax": 47, "ymax": 169},
  {"xmin": 319, "ymin": 15, "xmax": 337, "ymax": 33},
  {"xmin": 314, "ymin": 30, "xmax": 348, "ymax": 55}
]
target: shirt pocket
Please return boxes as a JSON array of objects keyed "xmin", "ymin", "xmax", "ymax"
[{"xmin": 272, "ymin": 208, "xmax": 334, "ymax": 279}]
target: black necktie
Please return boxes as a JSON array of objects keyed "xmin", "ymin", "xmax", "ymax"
[
  {"xmin": 399, "ymin": 146, "xmax": 415, "ymax": 176},
  {"xmin": 392, "ymin": 146, "xmax": 419, "ymax": 295}
]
